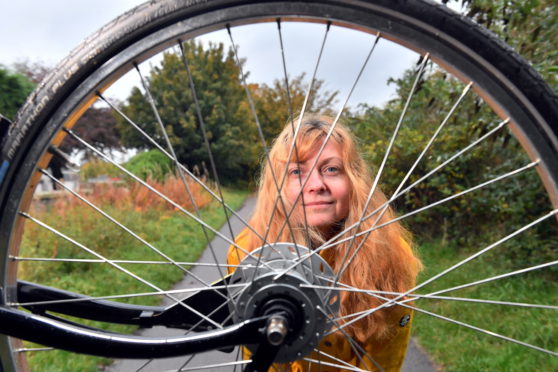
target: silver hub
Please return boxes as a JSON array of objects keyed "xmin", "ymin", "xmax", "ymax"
[{"xmin": 228, "ymin": 243, "xmax": 339, "ymax": 362}]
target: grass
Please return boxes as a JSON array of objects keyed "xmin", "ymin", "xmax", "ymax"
[
  {"xmin": 18, "ymin": 181, "xmax": 249, "ymax": 372},
  {"xmin": 412, "ymin": 241, "xmax": 558, "ymax": 371}
]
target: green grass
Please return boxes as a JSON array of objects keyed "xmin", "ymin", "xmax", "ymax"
[
  {"xmin": 18, "ymin": 188, "xmax": 249, "ymax": 372},
  {"xmin": 412, "ymin": 242, "xmax": 558, "ymax": 371}
]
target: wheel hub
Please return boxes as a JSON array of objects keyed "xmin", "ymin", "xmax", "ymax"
[{"xmin": 228, "ymin": 243, "xmax": 339, "ymax": 362}]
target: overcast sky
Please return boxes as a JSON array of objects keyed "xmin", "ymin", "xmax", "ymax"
[
  {"xmin": 0, "ymin": 1, "xmax": 145, "ymax": 66},
  {"xmin": 0, "ymin": 1, "xmax": 420, "ymax": 108}
]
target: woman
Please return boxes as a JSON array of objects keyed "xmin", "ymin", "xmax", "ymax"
[{"xmin": 228, "ymin": 115, "xmax": 422, "ymax": 371}]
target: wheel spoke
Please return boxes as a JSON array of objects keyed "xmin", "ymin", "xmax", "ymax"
[
  {"xmin": 12, "ymin": 256, "xmax": 247, "ymax": 269},
  {"xmin": 98, "ymin": 93, "xmax": 264, "ymax": 244},
  {"xmin": 15, "ymin": 347, "xmax": 54, "ymax": 353},
  {"xmin": 38, "ymin": 167, "xmax": 230, "ymax": 303},
  {"xmin": 306, "ymin": 283, "xmax": 558, "ymax": 310},
  {"xmin": 413, "ymin": 259, "xmax": 558, "ymax": 302},
  {"xmin": 335, "ymin": 79, "xmax": 473, "ymax": 278},
  {"xmin": 19, "ymin": 212, "xmax": 224, "ymax": 329},
  {"xmin": 226, "ymin": 24, "xmax": 308, "ymax": 263},
  {"xmin": 11, "ymin": 283, "xmax": 247, "ymax": 307},
  {"xmin": 63, "ymin": 128, "xmax": 275, "ymax": 270},
  {"xmin": 328, "ymin": 209, "xmax": 558, "ymax": 331},
  {"xmin": 134, "ymin": 359, "xmax": 153, "ymax": 371},
  {"xmin": 177, "ymin": 40, "xmax": 239, "ymax": 262},
  {"xmin": 321, "ymin": 160, "xmax": 540, "ymax": 251},
  {"xmin": 134, "ymin": 63, "xmax": 236, "ymax": 310},
  {"xmin": 177, "ymin": 354, "xmax": 197, "ymax": 371},
  {"xmin": 276, "ymin": 19, "xmax": 311, "ymax": 245},
  {"xmin": 407, "ymin": 295, "xmax": 558, "ymax": 310}
]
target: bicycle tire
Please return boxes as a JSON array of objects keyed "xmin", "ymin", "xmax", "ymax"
[{"xmin": 1, "ymin": 0, "xmax": 557, "ymax": 371}]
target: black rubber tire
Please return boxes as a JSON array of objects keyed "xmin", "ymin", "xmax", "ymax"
[{"xmin": 0, "ymin": 0, "xmax": 557, "ymax": 370}]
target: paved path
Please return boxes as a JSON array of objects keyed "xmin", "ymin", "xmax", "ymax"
[
  {"xmin": 107, "ymin": 197, "xmax": 437, "ymax": 371},
  {"xmin": 402, "ymin": 339, "xmax": 438, "ymax": 372}
]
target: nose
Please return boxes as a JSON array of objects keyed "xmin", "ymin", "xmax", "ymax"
[{"xmin": 304, "ymin": 169, "xmax": 326, "ymax": 193}]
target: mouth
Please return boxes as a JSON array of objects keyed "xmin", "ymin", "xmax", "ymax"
[{"xmin": 304, "ymin": 201, "xmax": 334, "ymax": 207}]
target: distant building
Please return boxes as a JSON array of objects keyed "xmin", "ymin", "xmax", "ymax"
[{"xmin": 36, "ymin": 168, "xmax": 80, "ymax": 194}]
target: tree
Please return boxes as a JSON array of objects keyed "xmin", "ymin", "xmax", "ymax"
[
  {"xmin": 50, "ymin": 105, "xmax": 123, "ymax": 187},
  {"xmin": 12, "ymin": 60, "xmax": 52, "ymax": 85},
  {"xmin": 346, "ymin": 0, "xmax": 558, "ymax": 268},
  {"xmin": 0, "ymin": 66, "xmax": 34, "ymax": 120},
  {"xmin": 348, "ymin": 58, "xmax": 555, "ymax": 268},
  {"xmin": 252, "ymin": 73, "xmax": 338, "ymax": 141},
  {"xmin": 117, "ymin": 41, "xmax": 256, "ymax": 185},
  {"xmin": 60, "ymin": 105, "xmax": 123, "ymax": 157},
  {"xmin": 117, "ymin": 40, "xmax": 343, "ymax": 185},
  {"xmin": 454, "ymin": 0, "xmax": 557, "ymax": 92}
]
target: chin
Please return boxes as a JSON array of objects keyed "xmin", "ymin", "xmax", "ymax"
[{"xmin": 307, "ymin": 219, "xmax": 335, "ymax": 229}]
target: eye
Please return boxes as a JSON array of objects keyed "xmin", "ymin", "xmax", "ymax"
[
  {"xmin": 289, "ymin": 168, "xmax": 301, "ymax": 176},
  {"xmin": 324, "ymin": 166, "xmax": 340, "ymax": 174}
]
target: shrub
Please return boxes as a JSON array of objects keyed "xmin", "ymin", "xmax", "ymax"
[
  {"xmin": 124, "ymin": 149, "xmax": 174, "ymax": 182},
  {"xmin": 79, "ymin": 158, "xmax": 122, "ymax": 181}
]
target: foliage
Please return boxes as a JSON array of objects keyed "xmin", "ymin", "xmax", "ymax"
[
  {"xmin": 63, "ymin": 174, "xmax": 213, "ymax": 214},
  {"xmin": 12, "ymin": 59, "xmax": 52, "ymax": 85},
  {"xmin": 60, "ymin": 105, "xmax": 123, "ymax": 158},
  {"xmin": 117, "ymin": 41, "xmax": 257, "ymax": 185},
  {"xmin": 117, "ymin": 41, "xmax": 340, "ymax": 187},
  {"xmin": 252, "ymin": 73, "xmax": 338, "ymax": 141},
  {"xmin": 79, "ymin": 158, "xmax": 122, "ymax": 181},
  {"xmin": 0, "ymin": 66, "xmax": 34, "ymax": 119},
  {"xmin": 347, "ymin": 63, "xmax": 557, "ymax": 269},
  {"xmin": 123, "ymin": 149, "xmax": 173, "ymax": 183},
  {"xmin": 454, "ymin": 0, "xmax": 558, "ymax": 92},
  {"xmin": 126, "ymin": 175, "xmax": 214, "ymax": 212}
]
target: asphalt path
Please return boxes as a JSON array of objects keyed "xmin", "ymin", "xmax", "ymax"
[{"xmin": 107, "ymin": 197, "xmax": 436, "ymax": 371}]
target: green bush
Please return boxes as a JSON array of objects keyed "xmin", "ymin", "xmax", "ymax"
[
  {"xmin": 347, "ymin": 67, "xmax": 558, "ymax": 270},
  {"xmin": 0, "ymin": 66, "xmax": 34, "ymax": 119},
  {"xmin": 123, "ymin": 149, "xmax": 174, "ymax": 182},
  {"xmin": 79, "ymin": 158, "xmax": 122, "ymax": 181}
]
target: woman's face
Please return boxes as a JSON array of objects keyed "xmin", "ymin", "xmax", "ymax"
[{"xmin": 285, "ymin": 139, "xmax": 351, "ymax": 233}]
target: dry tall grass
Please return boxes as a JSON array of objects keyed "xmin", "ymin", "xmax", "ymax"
[{"xmin": 42, "ymin": 175, "xmax": 213, "ymax": 216}]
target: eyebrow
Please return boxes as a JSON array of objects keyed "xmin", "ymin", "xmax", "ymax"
[{"xmin": 288, "ymin": 156, "xmax": 342, "ymax": 166}]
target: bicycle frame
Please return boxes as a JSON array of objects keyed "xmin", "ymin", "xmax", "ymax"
[{"xmin": 1, "ymin": 279, "xmax": 279, "ymax": 370}]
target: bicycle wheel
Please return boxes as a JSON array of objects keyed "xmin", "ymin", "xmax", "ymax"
[{"xmin": 0, "ymin": 0, "xmax": 557, "ymax": 371}]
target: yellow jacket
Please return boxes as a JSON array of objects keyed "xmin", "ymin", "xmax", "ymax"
[{"xmin": 227, "ymin": 229, "xmax": 413, "ymax": 372}]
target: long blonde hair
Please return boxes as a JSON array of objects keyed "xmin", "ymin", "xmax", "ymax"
[{"xmin": 242, "ymin": 115, "xmax": 421, "ymax": 343}]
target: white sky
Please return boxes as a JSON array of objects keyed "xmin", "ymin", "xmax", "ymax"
[
  {"xmin": 0, "ymin": 1, "xmax": 145, "ymax": 66},
  {"xmin": 0, "ymin": 0, "xmax": 421, "ymax": 108}
]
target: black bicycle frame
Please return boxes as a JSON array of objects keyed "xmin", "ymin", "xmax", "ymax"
[{"xmin": 0, "ymin": 279, "xmax": 277, "ymax": 366}]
